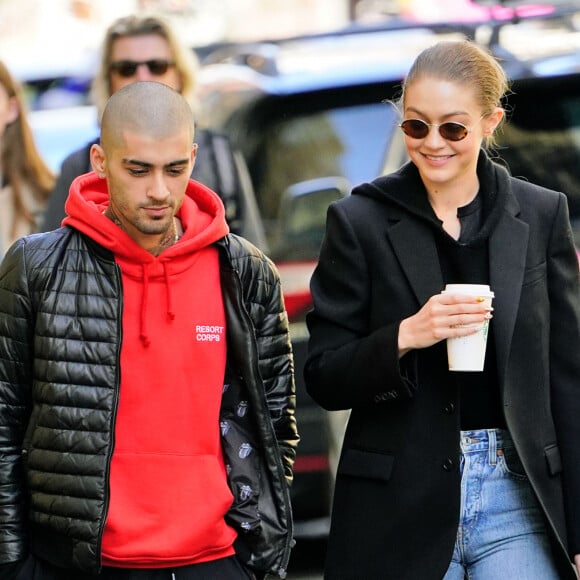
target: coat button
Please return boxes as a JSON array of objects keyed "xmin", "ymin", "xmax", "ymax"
[
  {"xmin": 442, "ymin": 458, "xmax": 455, "ymax": 471},
  {"xmin": 444, "ymin": 402, "xmax": 455, "ymax": 414}
]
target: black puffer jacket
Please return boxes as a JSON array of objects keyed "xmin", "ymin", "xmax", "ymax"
[{"xmin": 0, "ymin": 227, "xmax": 298, "ymax": 578}]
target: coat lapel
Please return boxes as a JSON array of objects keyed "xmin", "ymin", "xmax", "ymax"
[
  {"xmin": 489, "ymin": 192, "xmax": 528, "ymax": 378},
  {"xmin": 387, "ymin": 188, "xmax": 528, "ymax": 381},
  {"xmin": 379, "ymin": 155, "xmax": 528, "ymax": 380},
  {"xmin": 388, "ymin": 217, "xmax": 444, "ymax": 307}
]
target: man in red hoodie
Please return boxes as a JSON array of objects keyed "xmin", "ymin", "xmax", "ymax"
[{"xmin": 0, "ymin": 81, "xmax": 298, "ymax": 580}]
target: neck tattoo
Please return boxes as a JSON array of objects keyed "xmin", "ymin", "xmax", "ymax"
[{"xmin": 103, "ymin": 207, "xmax": 181, "ymax": 256}]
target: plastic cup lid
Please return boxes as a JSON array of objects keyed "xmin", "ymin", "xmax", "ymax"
[{"xmin": 442, "ymin": 284, "xmax": 494, "ymax": 298}]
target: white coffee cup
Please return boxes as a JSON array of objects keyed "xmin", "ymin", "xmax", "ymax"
[{"xmin": 441, "ymin": 284, "xmax": 494, "ymax": 372}]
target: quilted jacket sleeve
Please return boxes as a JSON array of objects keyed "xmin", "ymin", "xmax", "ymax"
[
  {"xmin": 252, "ymin": 253, "xmax": 299, "ymax": 484},
  {"xmin": 225, "ymin": 235, "xmax": 299, "ymax": 485},
  {"xmin": 0, "ymin": 239, "xmax": 34, "ymax": 564}
]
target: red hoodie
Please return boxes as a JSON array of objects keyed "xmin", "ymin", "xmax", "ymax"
[{"xmin": 63, "ymin": 173, "xmax": 237, "ymax": 568}]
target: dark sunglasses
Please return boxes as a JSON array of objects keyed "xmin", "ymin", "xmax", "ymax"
[
  {"xmin": 109, "ymin": 59, "xmax": 176, "ymax": 77},
  {"xmin": 399, "ymin": 119, "xmax": 473, "ymax": 142}
]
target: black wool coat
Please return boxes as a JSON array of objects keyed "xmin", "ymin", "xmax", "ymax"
[{"xmin": 305, "ymin": 154, "xmax": 580, "ymax": 580}]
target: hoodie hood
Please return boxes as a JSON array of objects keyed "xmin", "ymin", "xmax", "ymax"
[
  {"xmin": 63, "ymin": 171, "xmax": 230, "ymax": 345},
  {"xmin": 63, "ymin": 171, "xmax": 229, "ymax": 262},
  {"xmin": 353, "ymin": 149, "xmax": 509, "ymax": 247}
]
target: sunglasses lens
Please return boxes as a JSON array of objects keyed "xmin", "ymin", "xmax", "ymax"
[
  {"xmin": 113, "ymin": 61, "xmax": 138, "ymax": 77},
  {"xmin": 110, "ymin": 60, "xmax": 172, "ymax": 77},
  {"xmin": 400, "ymin": 119, "xmax": 429, "ymax": 139},
  {"xmin": 439, "ymin": 122, "xmax": 469, "ymax": 141},
  {"xmin": 146, "ymin": 60, "xmax": 170, "ymax": 75},
  {"xmin": 400, "ymin": 120, "xmax": 470, "ymax": 141}
]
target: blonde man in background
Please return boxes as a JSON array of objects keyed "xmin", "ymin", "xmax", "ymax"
[{"xmin": 42, "ymin": 14, "xmax": 240, "ymax": 233}]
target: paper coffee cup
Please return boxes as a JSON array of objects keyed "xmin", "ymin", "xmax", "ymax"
[{"xmin": 441, "ymin": 284, "xmax": 494, "ymax": 372}]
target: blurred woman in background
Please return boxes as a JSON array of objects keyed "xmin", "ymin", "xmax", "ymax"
[{"xmin": 0, "ymin": 60, "xmax": 54, "ymax": 257}]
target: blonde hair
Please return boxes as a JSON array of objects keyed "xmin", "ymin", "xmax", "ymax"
[
  {"xmin": 399, "ymin": 40, "xmax": 509, "ymax": 148},
  {"xmin": 90, "ymin": 14, "xmax": 200, "ymax": 117},
  {"xmin": 0, "ymin": 60, "xmax": 55, "ymax": 238}
]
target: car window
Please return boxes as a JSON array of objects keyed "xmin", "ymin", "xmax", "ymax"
[
  {"xmin": 246, "ymin": 101, "xmax": 398, "ymax": 246},
  {"xmin": 23, "ymin": 77, "xmax": 91, "ymax": 110},
  {"xmin": 496, "ymin": 91, "xmax": 580, "ymax": 217}
]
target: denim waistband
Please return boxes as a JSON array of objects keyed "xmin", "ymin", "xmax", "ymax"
[{"xmin": 460, "ymin": 428, "xmax": 514, "ymax": 455}]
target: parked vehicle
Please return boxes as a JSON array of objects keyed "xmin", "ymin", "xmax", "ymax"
[{"xmin": 25, "ymin": 1, "xmax": 580, "ymax": 539}]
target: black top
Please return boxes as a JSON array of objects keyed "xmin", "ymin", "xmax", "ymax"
[
  {"xmin": 364, "ymin": 154, "xmax": 508, "ymax": 430},
  {"xmin": 436, "ymin": 194, "xmax": 505, "ymax": 430}
]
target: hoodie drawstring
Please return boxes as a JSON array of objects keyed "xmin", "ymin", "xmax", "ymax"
[
  {"xmin": 164, "ymin": 264, "xmax": 175, "ymax": 321},
  {"xmin": 140, "ymin": 263, "xmax": 151, "ymax": 347},
  {"xmin": 139, "ymin": 262, "xmax": 176, "ymax": 347}
]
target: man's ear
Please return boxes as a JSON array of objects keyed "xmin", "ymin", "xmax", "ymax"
[{"xmin": 90, "ymin": 143, "xmax": 106, "ymax": 177}]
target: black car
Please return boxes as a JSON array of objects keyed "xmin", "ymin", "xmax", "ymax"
[{"xmin": 194, "ymin": 2, "xmax": 580, "ymax": 537}]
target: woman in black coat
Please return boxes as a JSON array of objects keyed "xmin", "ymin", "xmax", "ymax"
[{"xmin": 304, "ymin": 40, "xmax": 580, "ymax": 580}]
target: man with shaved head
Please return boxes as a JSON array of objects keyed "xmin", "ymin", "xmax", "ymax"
[
  {"xmin": 0, "ymin": 81, "xmax": 297, "ymax": 580},
  {"xmin": 93, "ymin": 82, "xmax": 196, "ymax": 256},
  {"xmin": 101, "ymin": 80, "xmax": 195, "ymax": 144},
  {"xmin": 42, "ymin": 14, "xmax": 246, "ymax": 237}
]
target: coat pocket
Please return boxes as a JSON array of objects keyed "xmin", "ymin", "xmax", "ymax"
[
  {"xmin": 522, "ymin": 261, "xmax": 546, "ymax": 287},
  {"xmin": 338, "ymin": 448, "xmax": 394, "ymax": 481}
]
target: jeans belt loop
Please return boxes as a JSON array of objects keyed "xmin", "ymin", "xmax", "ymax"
[{"xmin": 488, "ymin": 429, "xmax": 498, "ymax": 465}]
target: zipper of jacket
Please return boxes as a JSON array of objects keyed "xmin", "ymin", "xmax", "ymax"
[
  {"xmin": 227, "ymin": 263, "xmax": 294, "ymax": 579},
  {"xmin": 95, "ymin": 263, "xmax": 124, "ymax": 572}
]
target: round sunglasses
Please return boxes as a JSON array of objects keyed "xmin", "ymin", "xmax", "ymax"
[
  {"xmin": 109, "ymin": 59, "xmax": 176, "ymax": 78},
  {"xmin": 399, "ymin": 118, "xmax": 474, "ymax": 142}
]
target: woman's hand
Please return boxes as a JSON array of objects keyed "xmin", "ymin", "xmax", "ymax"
[{"xmin": 398, "ymin": 291, "xmax": 493, "ymax": 358}]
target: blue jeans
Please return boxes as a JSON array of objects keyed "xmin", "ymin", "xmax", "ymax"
[{"xmin": 442, "ymin": 429, "xmax": 560, "ymax": 580}]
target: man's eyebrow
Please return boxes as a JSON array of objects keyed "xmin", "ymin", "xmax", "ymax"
[
  {"xmin": 121, "ymin": 158, "xmax": 190, "ymax": 168},
  {"xmin": 122, "ymin": 159, "xmax": 152, "ymax": 168},
  {"xmin": 165, "ymin": 159, "xmax": 190, "ymax": 168}
]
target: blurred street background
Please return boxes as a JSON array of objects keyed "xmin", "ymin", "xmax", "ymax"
[
  {"xmin": 0, "ymin": 0, "xmax": 348, "ymax": 62},
  {"xmin": 0, "ymin": 0, "xmax": 496, "ymax": 70}
]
